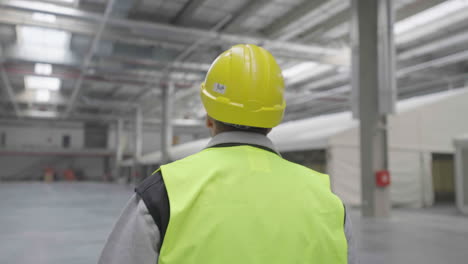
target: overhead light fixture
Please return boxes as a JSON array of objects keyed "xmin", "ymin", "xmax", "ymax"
[
  {"xmin": 17, "ymin": 26, "xmax": 71, "ymax": 49},
  {"xmin": 34, "ymin": 63, "xmax": 53, "ymax": 75},
  {"xmin": 32, "ymin": 12, "xmax": 56, "ymax": 23},
  {"xmin": 395, "ymin": 0, "xmax": 468, "ymax": 35},
  {"xmin": 24, "ymin": 75, "xmax": 61, "ymax": 91},
  {"xmin": 36, "ymin": 90, "xmax": 51, "ymax": 102},
  {"xmin": 15, "ymin": 27, "xmax": 69, "ymax": 63},
  {"xmin": 23, "ymin": 109, "xmax": 58, "ymax": 118}
]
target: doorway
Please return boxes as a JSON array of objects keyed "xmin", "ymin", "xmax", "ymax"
[
  {"xmin": 62, "ymin": 135, "xmax": 71, "ymax": 148},
  {"xmin": 432, "ymin": 153, "xmax": 455, "ymax": 204}
]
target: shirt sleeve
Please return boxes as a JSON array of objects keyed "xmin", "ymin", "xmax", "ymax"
[
  {"xmin": 344, "ymin": 207, "xmax": 358, "ymax": 264},
  {"xmin": 98, "ymin": 194, "xmax": 161, "ymax": 264}
]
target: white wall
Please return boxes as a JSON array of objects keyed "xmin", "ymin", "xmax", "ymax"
[
  {"xmin": 0, "ymin": 121, "xmax": 84, "ymax": 149},
  {"xmin": 329, "ymin": 146, "xmax": 430, "ymax": 207},
  {"xmin": 327, "ymin": 145, "xmax": 361, "ymax": 205},
  {"xmin": 329, "ymin": 89, "xmax": 468, "ymax": 207},
  {"xmin": 0, "ymin": 120, "xmax": 201, "ymax": 180},
  {"xmin": 106, "ymin": 124, "xmax": 197, "ymax": 155},
  {"xmin": 0, "ymin": 120, "xmax": 106, "ymax": 181},
  {"xmin": 406, "ymin": 92, "xmax": 468, "ymax": 152},
  {"xmin": 328, "ymin": 89, "xmax": 468, "ymax": 151}
]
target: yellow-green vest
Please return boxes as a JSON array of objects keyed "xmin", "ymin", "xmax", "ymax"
[{"xmin": 159, "ymin": 145, "xmax": 348, "ymax": 264}]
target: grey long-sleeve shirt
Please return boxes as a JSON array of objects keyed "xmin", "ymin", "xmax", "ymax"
[{"xmin": 99, "ymin": 132, "xmax": 357, "ymax": 264}]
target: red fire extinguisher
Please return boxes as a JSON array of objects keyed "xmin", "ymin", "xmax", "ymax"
[{"xmin": 375, "ymin": 170, "xmax": 391, "ymax": 187}]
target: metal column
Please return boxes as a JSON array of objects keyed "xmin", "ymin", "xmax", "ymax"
[
  {"xmin": 114, "ymin": 118, "xmax": 124, "ymax": 180},
  {"xmin": 0, "ymin": 48, "xmax": 21, "ymax": 117},
  {"xmin": 454, "ymin": 135, "xmax": 468, "ymax": 215},
  {"xmin": 103, "ymin": 156, "xmax": 111, "ymax": 181},
  {"xmin": 135, "ymin": 107, "xmax": 143, "ymax": 160},
  {"xmin": 133, "ymin": 107, "xmax": 143, "ymax": 184},
  {"xmin": 351, "ymin": 0, "xmax": 395, "ymax": 217},
  {"xmin": 161, "ymin": 82, "xmax": 174, "ymax": 164}
]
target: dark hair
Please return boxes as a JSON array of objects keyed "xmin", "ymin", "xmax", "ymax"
[{"xmin": 213, "ymin": 119, "xmax": 270, "ymax": 135}]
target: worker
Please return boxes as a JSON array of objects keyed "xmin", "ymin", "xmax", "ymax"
[{"xmin": 99, "ymin": 44, "xmax": 356, "ymax": 264}]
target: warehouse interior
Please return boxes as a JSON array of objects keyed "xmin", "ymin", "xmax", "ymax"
[{"xmin": 1, "ymin": 0, "xmax": 468, "ymax": 263}]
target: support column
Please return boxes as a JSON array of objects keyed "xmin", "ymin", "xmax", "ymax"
[
  {"xmin": 133, "ymin": 107, "xmax": 143, "ymax": 184},
  {"xmin": 351, "ymin": 0, "xmax": 395, "ymax": 217},
  {"xmin": 103, "ymin": 156, "xmax": 111, "ymax": 182},
  {"xmin": 161, "ymin": 82, "xmax": 174, "ymax": 164},
  {"xmin": 114, "ymin": 118, "xmax": 124, "ymax": 180},
  {"xmin": 135, "ymin": 107, "xmax": 143, "ymax": 160}
]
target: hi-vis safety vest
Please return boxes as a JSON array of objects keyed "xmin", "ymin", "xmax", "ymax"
[{"xmin": 158, "ymin": 145, "xmax": 348, "ymax": 264}]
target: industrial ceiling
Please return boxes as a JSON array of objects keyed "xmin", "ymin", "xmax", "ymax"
[{"xmin": 1, "ymin": 0, "xmax": 467, "ymax": 127}]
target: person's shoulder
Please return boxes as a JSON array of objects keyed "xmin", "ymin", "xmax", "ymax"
[
  {"xmin": 135, "ymin": 169, "xmax": 163, "ymax": 195},
  {"xmin": 281, "ymin": 158, "xmax": 330, "ymax": 185},
  {"xmin": 162, "ymin": 149, "xmax": 210, "ymax": 168}
]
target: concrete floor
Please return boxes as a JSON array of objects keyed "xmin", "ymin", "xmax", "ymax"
[{"xmin": 1, "ymin": 183, "xmax": 467, "ymax": 264}]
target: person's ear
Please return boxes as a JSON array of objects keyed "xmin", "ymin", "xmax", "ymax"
[
  {"xmin": 206, "ymin": 115, "xmax": 214, "ymax": 129},
  {"xmin": 206, "ymin": 116, "xmax": 217, "ymax": 136}
]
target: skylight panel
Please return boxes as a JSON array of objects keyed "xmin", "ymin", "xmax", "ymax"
[
  {"xmin": 24, "ymin": 76, "xmax": 61, "ymax": 91},
  {"xmin": 34, "ymin": 63, "xmax": 53, "ymax": 75},
  {"xmin": 17, "ymin": 26, "xmax": 71, "ymax": 49}
]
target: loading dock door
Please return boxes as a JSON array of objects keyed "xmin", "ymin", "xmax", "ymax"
[{"xmin": 432, "ymin": 153, "xmax": 455, "ymax": 204}]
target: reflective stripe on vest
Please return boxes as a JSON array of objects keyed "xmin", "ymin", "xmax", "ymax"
[{"xmin": 159, "ymin": 145, "xmax": 348, "ymax": 264}]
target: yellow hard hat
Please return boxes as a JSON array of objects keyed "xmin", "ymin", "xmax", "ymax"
[{"xmin": 200, "ymin": 44, "xmax": 286, "ymax": 128}]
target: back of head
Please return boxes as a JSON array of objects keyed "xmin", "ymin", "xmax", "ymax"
[
  {"xmin": 200, "ymin": 44, "xmax": 286, "ymax": 130},
  {"xmin": 209, "ymin": 116, "xmax": 270, "ymax": 135}
]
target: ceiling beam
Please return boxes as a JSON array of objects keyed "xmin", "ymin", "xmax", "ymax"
[
  {"xmin": 79, "ymin": 96, "xmax": 139, "ymax": 109},
  {"xmin": 0, "ymin": 9, "xmax": 187, "ymax": 51},
  {"xmin": 0, "ymin": 93, "xmax": 139, "ymax": 109},
  {"xmin": 287, "ymin": 48, "xmax": 468, "ymax": 110},
  {"xmin": 302, "ymin": 0, "xmax": 448, "ymax": 43},
  {"xmin": 0, "ymin": 0, "xmax": 343, "ymax": 64},
  {"xmin": 221, "ymin": 0, "xmax": 270, "ymax": 33},
  {"xmin": 398, "ymin": 29, "xmax": 468, "ymax": 61},
  {"xmin": 397, "ymin": 5, "xmax": 468, "ymax": 47},
  {"xmin": 301, "ymin": 0, "xmax": 447, "ymax": 43},
  {"xmin": 0, "ymin": 11, "xmax": 345, "ymax": 67},
  {"xmin": 395, "ymin": 0, "xmax": 446, "ymax": 21},
  {"xmin": 2, "ymin": 42, "xmax": 209, "ymax": 74},
  {"xmin": 300, "ymin": 9, "xmax": 349, "ymax": 42},
  {"xmin": 65, "ymin": 0, "xmax": 116, "ymax": 117},
  {"xmin": 0, "ymin": 111, "xmax": 205, "ymax": 129},
  {"xmin": 261, "ymin": 0, "xmax": 331, "ymax": 39},
  {"xmin": 397, "ymin": 49, "xmax": 468, "ymax": 78},
  {"xmin": 170, "ymin": 0, "xmax": 207, "ymax": 25},
  {"xmin": 97, "ymin": 54, "xmax": 210, "ymax": 72},
  {"xmin": 3, "ymin": 64, "xmax": 199, "ymax": 91},
  {"xmin": 284, "ymin": 101, "xmax": 348, "ymax": 121}
]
